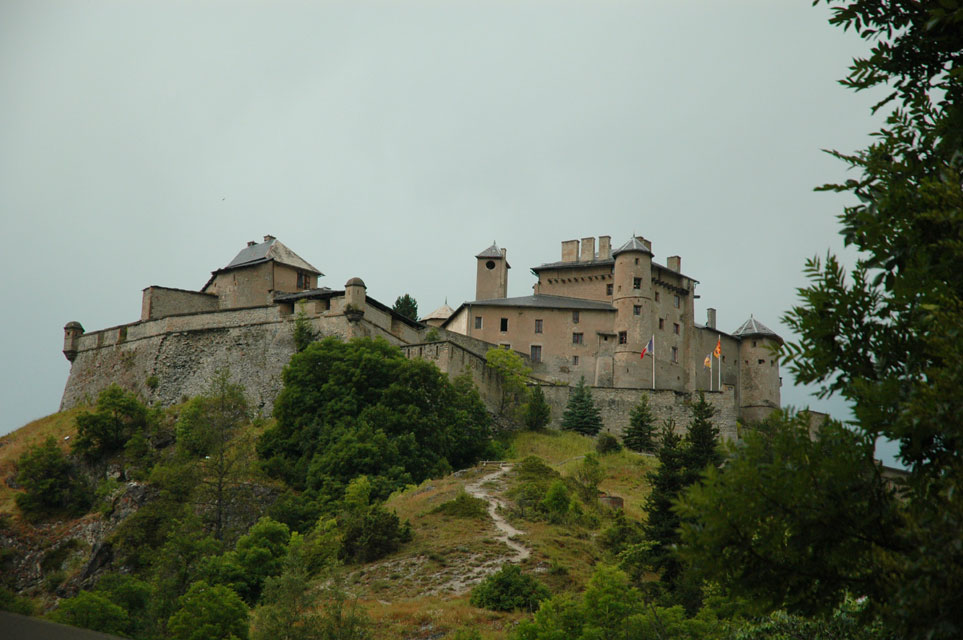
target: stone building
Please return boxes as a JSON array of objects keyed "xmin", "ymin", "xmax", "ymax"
[{"xmin": 440, "ymin": 235, "xmax": 783, "ymax": 423}]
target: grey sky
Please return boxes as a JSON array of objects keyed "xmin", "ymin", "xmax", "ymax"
[{"xmin": 0, "ymin": 1, "xmax": 895, "ymax": 461}]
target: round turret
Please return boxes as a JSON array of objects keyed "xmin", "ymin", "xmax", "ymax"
[
  {"xmin": 733, "ymin": 316, "xmax": 783, "ymax": 423},
  {"xmin": 612, "ymin": 237, "xmax": 655, "ymax": 387},
  {"xmin": 63, "ymin": 321, "xmax": 85, "ymax": 362},
  {"xmin": 344, "ymin": 277, "xmax": 367, "ymax": 317}
]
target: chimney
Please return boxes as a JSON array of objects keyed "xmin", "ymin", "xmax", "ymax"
[
  {"xmin": 580, "ymin": 237, "xmax": 595, "ymax": 262},
  {"xmin": 636, "ymin": 235, "xmax": 652, "ymax": 251},
  {"xmin": 263, "ymin": 235, "xmax": 276, "ymax": 243},
  {"xmin": 667, "ymin": 256, "xmax": 681, "ymax": 272},
  {"xmin": 247, "ymin": 241, "xmax": 257, "ymax": 247},
  {"xmin": 561, "ymin": 239, "xmax": 579, "ymax": 263},
  {"xmin": 707, "ymin": 308, "xmax": 717, "ymax": 329},
  {"xmin": 598, "ymin": 236, "xmax": 611, "ymax": 260}
]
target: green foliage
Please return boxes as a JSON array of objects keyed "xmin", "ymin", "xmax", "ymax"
[
  {"xmin": 523, "ymin": 385, "xmax": 552, "ymax": 430},
  {"xmin": 231, "ymin": 517, "xmax": 292, "ymax": 603},
  {"xmin": 594, "ymin": 433, "xmax": 622, "ymax": 455},
  {"xmin": 622, "ymin": 395, "xmax": 657, "ymax": 453},
  {"xmin": 598, "ymin": 510, "xmax": 645, "ymax": 557},
  {"xmin": 431, "ymin": 491, "xmax": 489, "ymax": 519},
  {"xmin": 678, "ymin": 412, "xmax": 900, "ymax": 618},
  {"xmin": 93, "ymin": 573, "xmax": 152, "ymax": 636},
  {"xmin": 643, "ymin": 422, "xmax": 687, "ymax": 585},
  {"xmin": 74, "ymin": 384, "xmax": 149, "ymax": 460},
  {"xmin": 486, "ymin": 347, "xmax": 533, "ymax": 420},
  {"xmin": 731, "ymin": 598, "xmax": 894, "ymax": 640},
  {"xmin": 338, "ymin": 477, "xmax": 411, "ymax": 563},
  {"xmin": 424, "ymin": 327, "xmax": 441, "ymax": 342},
  {"xmin": 560, "ymin": 377, "xmax": 603, "ymax": 436},
  {"xmin": 470, "ymin": 564, "xmax": 550, "ymax": 612},
  {"xmin": 167, "ymin": 580, "xmax": 249, "ymax": 640},
  {"xmin": 684, "ymin": 393, "xmax": 721, "ymax": 484},
  {"xmin": 754, "ymin": 3, "xmax": 963, "ymax": 637},
  {"xmin": 293, "ymin": 307, "xmax": 318, "ymax": 353},
  {"xmin": 0, "ymin": 587, "xmax": 34, "ymax": 615},
  {"xmin": 50, "ymin": 590, "xmax": 130, "ymax": 636},
  {"xmin": 540, "ymin": 480, "xmax": 572, "ymax": 524},
  {"xmin": 573, "ymin": 452, "xmax": 604, "ymax": 503},
  {"xmin": 259, "ymin": 337, "xmax": 490, "ymax": 504},
  {"xmin": 392, "ymin": 293, "xmax": 419, "ymax": 321},
  {"xmin": 511, "ymin": 565, "xmax": 723, "ymax": 640},
  {"xmin": 148, "ymin": 517, "xmax": 222, "ymax": 628},
  {"xmin": 15, "ymin": 437, "xmax": 91, "ymax": 520}
]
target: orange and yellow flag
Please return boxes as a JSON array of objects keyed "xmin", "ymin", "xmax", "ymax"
[{"xmin": 713, "ymin": 337, "xmax": 721, "ymax": 359}]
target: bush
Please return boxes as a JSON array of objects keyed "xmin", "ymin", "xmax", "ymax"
[
  {"xmin": 339, "ymin": 503, "xmax": 412, "ymax": 563},
  {"xmin": 168, "ymin": 581, "xmax": 249, "ymax": 640},
  {"xmin": 15, "ymin": 438, "xmax": 91, "ymax": 520},
  {"xmin": 74, "ymin": 385, "xmax": 149, "ymax": 460},
  {"xmin": 540, "ymin": 480, "xmax": 572, "ymax": 524},
  {"xmin": 470, "ymin": 564, "xmax": 550, "ymax": 612},
  {"xmin": 432, "ymin": 491, "xmax": 489, "ymax": 519},
  {"xmin": 50, "ymin": 590, "xmax": 129, "ymax": 636},
  {"xmin": 596, "ymin": 433, "xmax": 622, "ymax": 454}
]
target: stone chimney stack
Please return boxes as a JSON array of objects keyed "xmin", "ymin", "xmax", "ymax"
[
  {"xmin": 667, "ymin": 256, "xmax": 681, "ymax": 272},
  {"xmin": 580, "ymin": 237, "xmax": 595, "ymax": 262},
  {"xmin": 263, "ymin": 235, "xmax": 276, "ymax": 243},
  {"xmin": 598, "ymin": 236, "xmax": 612, "ymax": 260},
  {"xmin": 561, "ymin": 239, "xmax": 579, "ymax": 263},
  {"xmin": 247, "ymin": 241, "xmax": 257, "ymax": 247},
  {"xmin": 636, "ymin": 236, "xmax": 652, "ymax": 251},
  {"xmin": 707, "ymin": 308, "xmax": 717, "ymax": 329}
]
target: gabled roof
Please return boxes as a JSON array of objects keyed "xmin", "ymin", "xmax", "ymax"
[
  {"xmin": 612, "ymin": 236, "xmax": 652, "ymax": 257},
  {"xmin": 475, "ymin": 242, "xmax": 511, "ymax": 268},
  {"xmin": 223, "ymin": 236, "xmax": 322, "ymax": 275},
  {"xmin": 732, "ymin": 316, "xmax": 783, "ymax": 343},
  {"xmin": 531, "ymin": 257, "xmax": 614, "ymax": 272}
]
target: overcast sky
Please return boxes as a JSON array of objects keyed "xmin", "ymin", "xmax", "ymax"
[{"xmin": 0, "ymin": 1, "xmax": 897, "ymax": 462}]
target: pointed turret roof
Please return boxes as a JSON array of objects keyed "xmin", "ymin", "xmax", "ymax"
[
  {"xmin": 612, "ymin": 236, "xmax": 652, "ymax": 257},
  {"xmin": 732, "ymin": 316, "xmax": 783, "ymax": 343},
  {"xmin": 421, "ymin": 302, "xmax": 455, "ymax": 322},
  {"xmin": 475, "ymin": 242, "xmax": 510, "ymax": 268}
]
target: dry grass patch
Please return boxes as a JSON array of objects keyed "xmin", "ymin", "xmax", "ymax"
[{"xmin": 365, "ymin": 594, "xmax": 524, "ymax": 640}]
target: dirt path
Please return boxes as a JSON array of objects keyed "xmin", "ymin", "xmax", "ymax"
[{"xmin": 465, "ymin": 463, "xmax": 529, "ymax": 562}]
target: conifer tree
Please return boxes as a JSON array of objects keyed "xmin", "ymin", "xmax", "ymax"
[
  {"xmin": 683, "ymin": 393, "xmax": 720, "ymax": 484},
  {"xmin": 643, "ymin": 421, "xmax": 687, "ymax": 585},
  {"xmin": 560, "ymin": 377, "xmax": 603, "ymax": 436},
  {"xmin": 622, "ymin": 395, "xmax": 657, "ymax": 453},
  {"xmin": 523, "ymin": 385, "xmax": 551, "ymax": 430}
]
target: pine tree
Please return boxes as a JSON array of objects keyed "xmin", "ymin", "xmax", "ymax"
[
  {"xmin": 622, "ymin": 395, "xmax": 657, "ymax": 453},
  {"xmin": 560, "ymin": 377, "xmax": 603, "ymax": 436},
  {"xmin": 683, "ymin": 393, "xmax": 720, "ymax": 484},
  {"xmin": 523, "ymin": 385, "xmax": 551, "ymax": 430},
  {"xmin": 643, "ymin": 421, "xmax": 687, "ymax": 585}
]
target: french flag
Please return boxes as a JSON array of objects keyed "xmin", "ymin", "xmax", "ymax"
[{"xmin": 640, "ymin": 336, "xmax": 654, "ymax": 359}]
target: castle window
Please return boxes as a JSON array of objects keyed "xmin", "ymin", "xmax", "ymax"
[
  {"xmin": 674, "ymin": 295, "xmax": 680, "ymax": 308},
  {"xmin": 572, "ymin": 310, "xmax": 580, "ymax": 324},
  {"xmin": 531, "ymin": 345, "xmax": 542, "ymax": 362},
  {"xmin": 606, "ymin": 284, "xmax": 613, "ymax": 295},
  {"xmin": 633, "ymin": 277, "xmax": 641, "ymax": 289},
  {"xmin": 297, "ymin": 271, "xmax": 311, "ymax": 289},
  {"xmin": 500, "ymin": 318, "xmax": 508, "ymax": 332},
  {"xmin": 671, "ymin": 346, "xmax": 679, "ymax": 363},
  {"xmin": 758, "ymin": 359, "xmax": 766, "ymax": 364},
  {"xmin": 535, "ymin": 319, "xmax": 543, "ymax": 334},
  {"xmin": 474, "ymin": 316, "xmax": 483, "ymax": 330},
  {"xmin": 655, "ymin": 291, "xmax": 660, "ymax": 302},
  {"xmin": 673, "ymin": 323, "xmax": 680, "ymax": 335},
  {"xmin": 635, "ymin": 258, "xmax": 639, "ymax": 265},
  {"xmin": 618, "ymin": 331, "xmax": 627, "ymax": 344},
  {"xmin": 572, "ymin": 332, "xmax": 584, "ymax": 345},
  {"xmin": 633, "ymin": 305, "xmax": 641, "ymax": 315},
  {"xmin": 573, "ymin": 355, "xmax": 579, "ymax": 365},
  {"xmin": 753, "ymin": 340, "xmax": 757, "ymax": 347},
  {"xmin": 486, "ymin": 260, "xmax": 496, "ymax": 270},
  {"xmin": 500, "ymin": 343, "xmax": 511, "ymax": 349},
  {"xmin": 659, "ymin": 318, "xmax": 665, "ymax": 330},
  {"xmin": 771, "ymin": 359, "xmax": 775, "ymax": 366}
]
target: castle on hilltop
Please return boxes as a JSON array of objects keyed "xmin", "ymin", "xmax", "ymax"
[{"xmin": 61, "ymin": 234, "xmax": 782, "ymax": 436}]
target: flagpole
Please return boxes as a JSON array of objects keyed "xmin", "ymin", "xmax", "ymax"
[
  {"xmin": 718, "ymin": 349, "xmax": 721, "ymax": 391},
  {"xmin": 651, "ymin": 335, "xmax": 655, "ymax": 390},
  {"xmin": 709, "ymin": 353, "xmax": 713, "ymax": 391}
]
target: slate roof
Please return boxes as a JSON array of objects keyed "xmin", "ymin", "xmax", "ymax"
[
  {"xmin": 732, "ymin": 316, "xmax": 783, "ymax": 342},
  {"xmin": 222, "ymin": 237, "xmax": 322, "ymax": 275},
  {"xmin": 467, "ymin": 294, "xmax": 615, "ymax": 311},
  {"xmin": 421, "ymin": 303, "xmax": 455, "ymax": 321},
  {"xmin": 475, "ymin": 243, "xmax": 511, "ymax": 268},
  {"xmin": 531, "ymin": 257, "xmax": 615, "ymax": 272},
  {"xmin": 612, "ymin": 236, "xmax": 652, "ymax": 257}
]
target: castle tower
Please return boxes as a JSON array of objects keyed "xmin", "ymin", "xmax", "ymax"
[
  {"xmin": 612, "ymin": 237, "xmax": 654, "ymax": 387},
  {"xmin": 63, "ymin": 321, "xmax": 84, "ymax": 362},
  {"xmin": 733, "ymin": 316, "xmax": 783, "ymax": 423},
  {"xmin": 475, "ymin": 243, "xmax": 510, "ymax": 300}
]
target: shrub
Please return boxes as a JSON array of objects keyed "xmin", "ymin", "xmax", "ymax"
[
  {"xmin": 596, "ymin": 433, "xmax": 622, "ymax": 454},
  {"xmin": 432, "ymin": 491, "xmax": 489, "ymax": 519},
  {"xmin": 167, "ymin": 581, "xmax": 249, "ymax": 640},
  {"xmin": 74, "ymin": 385, "xmax": 149, "ymax": 460},
  {"xmin": 623, "ymin": 395, "xmax": 657, "ymax": 453},
  {"xmin": 540, "ymin": 480, "xmax": 572, "ymax": 524},
  {"xmin": 339, "ymin": 503, "xmax": 412, "ymax": 563},
  {"xmin": 470, "ymin": 564, "xmax": 550, "ymax": 612},
  {"xmin": 50, "ymin": 590, "xmax": 129, "ymax": 636},
  {"xmin": 15, "ymin": 438, "xmax": 90, "ymax": 520}
]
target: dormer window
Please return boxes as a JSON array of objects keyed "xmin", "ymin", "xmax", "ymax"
[{"xmin": 297, "ymin": 271, "xmax": 311, "ymax": 289}]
